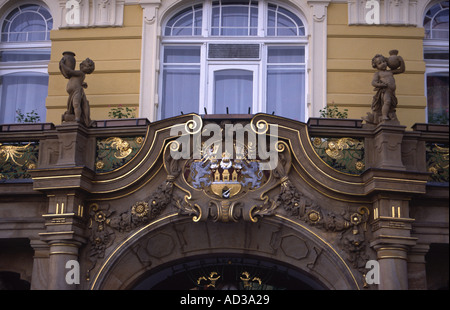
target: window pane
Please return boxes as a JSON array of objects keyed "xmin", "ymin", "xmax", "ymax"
[
  {"xmin": 214, "ymin": 69, "xmax": 253, "ymax": 114},
  {"xmin": 268, "ymin": 46, "xmax": 305, "ymax": 63},
  {"xmin": 165, "ymin": 5, "xmax": 202, "ymax": 36},
  {"xmin": 267, "ymin": 4, "xmax": 305, "ymax": 36},
  {"xmin": 0, "ymin": 49, "xmax": 51, "ymax": 62},
  {"xmin": 432, "ymin": 11, "xmax": 449, "ymax": 39},
  {"xmin": 211, "ymin": 1, "xmax": 258, "ymax": 36},
  {"xmin": 424, "ymin": 2, "xmax": 449, "ymax": 39},
  {"xmin": 161, "ymin": 66, "xmax": 200, "ymax": 118},
  {"xmin": 427, "ymin": 74, "xmax": 449, "ymax": 124},
  {"xmin": 1, "ymin": 5, "xmax": 52, "ymax": 42},
  {"xmin": 0, "ymin": 72, "xmax": 48, "ymax": 123},
  {"xmin": 267, "ymin": 66, "xmax": 305, "ymax": 121},
  {"xmin": 163, "ymin": 46, "xmax": 201, "ymax": 63}
]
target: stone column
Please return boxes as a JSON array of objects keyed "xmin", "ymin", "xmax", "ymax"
[
  {"xmin": 372, "ymin": 243, "xmax": 410, "ymax": 290},
  {"xmin": 407, "ymin": 244, "xmax": 430, "ymax": 290},
  {"xmin": 47, "ymin": 241, "xmax": 82, "ymax": 289},
  {"xmin": 30, "ymin": 240, "xmax": 50, "ymax": 290},
  {"xmin": 370, "ymin": 194, "xmax": 417, "ymax": 290},
  {"xmin": 32, "ymin": 122, "xmax": 92, "ymax": 289},
  {"xmin": 38, "ymin": 191, "xmax": 88, "ymax": 290}
]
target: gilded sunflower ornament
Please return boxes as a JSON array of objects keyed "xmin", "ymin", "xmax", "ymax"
[{"xmin": 131, "ymin": 201, "xmax": 149, "ymax": 218}]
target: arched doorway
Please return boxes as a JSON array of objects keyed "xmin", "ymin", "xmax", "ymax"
[
  {"xmin": 131, "ymin": 254, "xmax": 326, "ymax": 290},
  {"xmin": 89, "ymin": 216, "xmax": 361, "ymax": 290}
]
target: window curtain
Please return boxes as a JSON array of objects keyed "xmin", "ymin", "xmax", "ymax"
[
  {"xmin": 0, "ymin": 72, "xmax": 48, "ymax": 123},
  {"xmin": 266, "ymin": 67, "xmax": 305, "ymax": 121},
  {"xmin": 214, "ymin": 69, "xmax": 253, "ymax": 114},
  {"xmin": 427, "ymin": 75, "xmax": 449, "ymax": 124},
  {"xmin": 161, "ymin": 46, "xmax": 201, "ymax": 118},
  {"xmin": 161, "ymin": 67, "xmax": 200, "ymax": 118},
  {"xmin": 266, "ymin": 46, "xmax": 305, "ymax": 121}
]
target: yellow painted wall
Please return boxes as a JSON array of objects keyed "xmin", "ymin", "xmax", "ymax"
[
  {"xmin": 327, "ymin": 3, "xmax": 427, "ymax": 129},
  {"xmin": 46, "ymin": 5, "xmax": 143, "ymax": 124},
  {"xmin": 46, "ymin": 2, "xmax": 428, "ymax": 129}
]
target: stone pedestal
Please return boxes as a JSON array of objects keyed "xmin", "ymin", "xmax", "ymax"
[
  {"xmin": 55, "ymin": 123, "xmax": 95, "ymax": 169},
  {"xmin": 373, "ymin": 123, "xmax": 406, "ymax": 170}
]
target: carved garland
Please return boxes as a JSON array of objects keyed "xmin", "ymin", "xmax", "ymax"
[{"xmin": 279, "ymin": 179, "xmax": 370, "ymax": 273}]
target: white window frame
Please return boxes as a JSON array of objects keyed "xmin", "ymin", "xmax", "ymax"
[
  {"xmin": 422, "ymin": 1, "xmax": 449, "ymax": 123},
  {"xmin": 207, "ymin": 63, "xmax": 260, "ymax": 114},
  {"xmin": 0, "ymin": 2, "xmax": 52, "ymax": 123},
  {"xmin": 140, "ymin": 0, "xmax": 330, "ymax": 122},
  {"xmin": 158, "ymin": 0, "xmax": 309, "ymax": 121}
]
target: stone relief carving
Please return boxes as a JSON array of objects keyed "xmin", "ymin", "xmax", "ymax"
[
  {"xmin": 173, "ymin": 134, "xmax": 290, "ymax": 223},
  {"xmin": 279, "ymin": 178, "xmax": 371, "ymax": 274},
  {"xmin": 86, "ymin": 116, "xmax": 372, "ymax": 281},
  {"xmin": 86, "ymin": 153, "xmax": 180, "ymax": 278}
]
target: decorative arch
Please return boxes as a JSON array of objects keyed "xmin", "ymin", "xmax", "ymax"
[
  {"xmin": 83, "ymin": 113, "xmax": 377, "ymax": 291},
  {"xmin": 89, "ymin": 215, "xmax": 361, "ymax": 290}
]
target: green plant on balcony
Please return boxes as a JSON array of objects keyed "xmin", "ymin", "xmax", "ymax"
[
  {"xmin": 15, "ymin": 109, "xmax": 41, "ymax": 123},
  {"xmin": 319, "ymin": 104, "xmax": 348, "ymax": 119},
  {"xmin": 108, "ymin": 105, "xmax": 137, "ymax": 119}
]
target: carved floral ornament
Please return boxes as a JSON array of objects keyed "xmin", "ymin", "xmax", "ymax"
[{"xmin": 87, "ymin": 115, "xmax": 372, "ymax": 279}]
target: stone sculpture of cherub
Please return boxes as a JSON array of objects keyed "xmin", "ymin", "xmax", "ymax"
[
  {"xmin": 363, "ymin": 50, "xmax": 405, "ymax": 125},
  {"xmin": 59, "ymin": 51, "xmax": 95, "ymax": 127}
]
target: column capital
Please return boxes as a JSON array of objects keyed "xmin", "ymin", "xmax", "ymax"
[
  {"xmin": 38, "ymin": 191, "xmax": 89, "ymax": 246},
  {"xmin": 307, "ymin": 0, "xmax": 332, "ymax": 22},
  {"xmin": 139, "ymin": 0, "xmax": 161, "ymax": 24},
  {"xmin": 370, "ymin": 235, "xmax": 418, "ymax": 250},
  {"xmin": 408, "ymin": 244, "xmax": 430, "ymax": 264}
]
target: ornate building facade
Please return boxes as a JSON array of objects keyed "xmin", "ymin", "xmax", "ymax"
[{"xmin": 0, "ymin": 0, "xmax": 448, "ymax": 290}]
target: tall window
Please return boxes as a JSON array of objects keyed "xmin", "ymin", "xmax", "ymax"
[
  {"xmin": 0, "ymin": 3, "xmax": 52, "ymax": 124},
  {"xmin": 423, "ymin": 1, "xmax": 449, "ymax": 124},
  {"xmin": 160, "ymin": 1, "xmax": 307, "ymax": 121}
]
